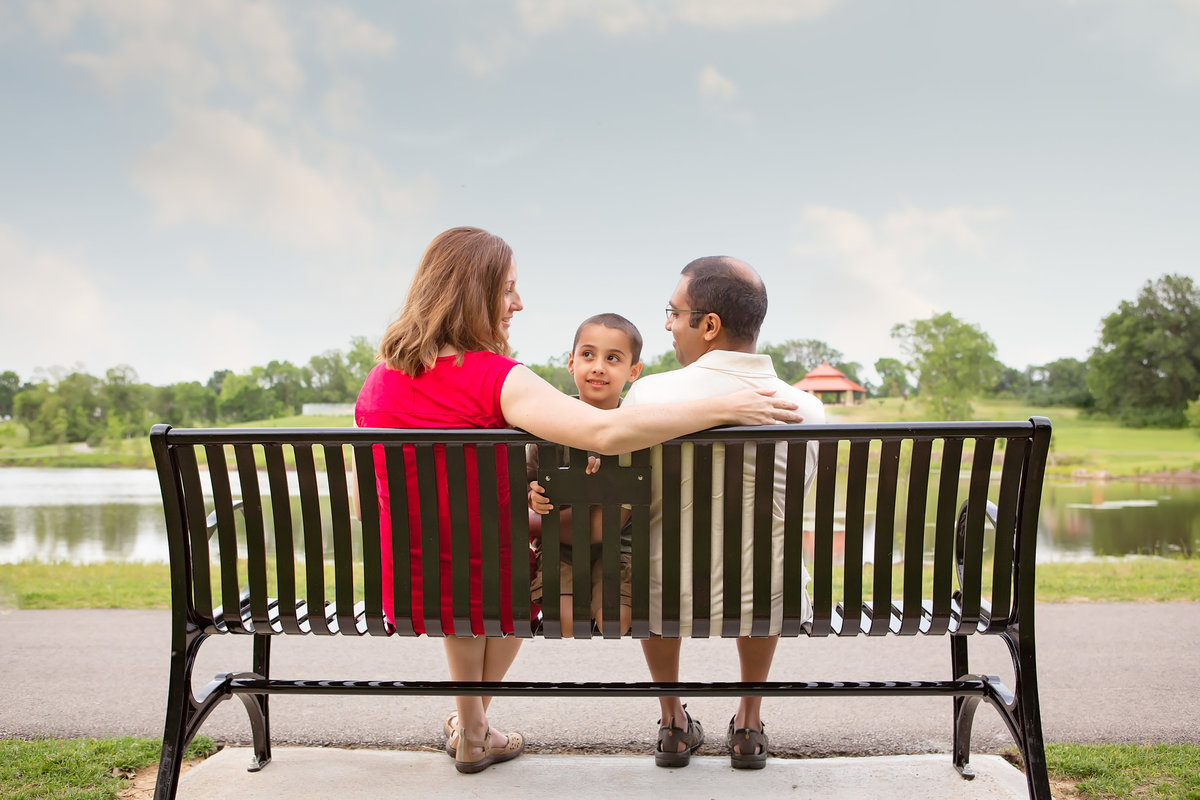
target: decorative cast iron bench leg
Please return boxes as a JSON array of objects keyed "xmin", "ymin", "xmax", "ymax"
[
  {"xmin": 950, "ymin": 634, "xmax": 978, "ymax": 779},
  {"xmin": 241, "ymin": 633, "xmax": 272, "ymax": 771}
]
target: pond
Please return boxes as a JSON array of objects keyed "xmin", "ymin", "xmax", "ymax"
[{"xmin": 0, "ymin": 468, "xmax": 1197, "ymax": 564}]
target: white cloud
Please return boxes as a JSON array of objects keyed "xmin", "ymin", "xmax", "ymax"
[
  {"xmin": 672, "ymin": 0, "xmax": 841, "ymax": 27},
  {"xmin": 323, "ymin": 78, "xmax": 367, "ymax": 131},
  {"xmin": 130, "ymin": 105, "xmax": 431, "ymax": 250},
  {"xmin": 456, "ymin": 33, "xmax": 530, "ymax": 76},
  {"xmin": 310, "ymin": 7, "xmax": 397, "ymax": 60},
  {"xmin": 788, "ymin": 204, "xmax": 1007, "ymax": 370},
  {"xmin": 0, "ymin": 223, "xmax": 110, "ymax": 377},
  {"xmin": 30, "ymin": 0, "xmax": 304, "ymax": 101},
  {"xmin": 516, "ymin": 0, "xmax": 655, "ymax": 36},
  {"xmin": 698, "ymin": 65, "xmax": 738, "ymax": 101}
]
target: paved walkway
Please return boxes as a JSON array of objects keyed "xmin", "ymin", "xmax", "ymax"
[{"xmin": 2, "ymin": 603, "xmax": 1198, "ymax": 797}]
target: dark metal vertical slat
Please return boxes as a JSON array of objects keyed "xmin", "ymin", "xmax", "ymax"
[
  {"xmin": 630, "ymin": 447, "xmax": 652, "ymax": 639},
  {"xmin": 781, "ymin": 441, "xmax": 809, "ymax": 637},
  {"xmin": 660, "ymin": 442, "xmax": 683, "ymax": 637},
  {"xmin": 475, "ymin": 444, "xmax": 504, "ymax": 638},
  {"xmin": 353, "ymin": 444, "xmax": 387, "ymax": 636},
  {"xmin": 721, "ymin": 442, "xmax": 745, "ymax": 637},
  {"xmin": 810, "ymin": 440, "xmax": 839, "ymax": 636},
  {"xmin": 506, "ymin": 444, "xmax": 534, "ymax": 637},
  {"xmin": 293, "ymin": 445, "xmax": 329, "ymax": 635},
  {"xmin": 233, "ymin": 444, "xmax": 271, "ymax": 632},
  {"xmin": 985, "ymin": 439, "xmax": 1025, "ymax": 631},
  {"xmin": 841, "ymin": 441, "xmax": 868, "ymax": 637},
  {"xmin": 928, "ymin": 438, "xmax": 963, "ymax": 636},
  {"xmin": 443, "ymin": 444, "xmax": 472, "ymax": 635},
  {"xmin": 264, "ymin": 445, "xmax": 300, "ymax": 635},
  {"xmin": 176, "ymin": 445, "xmax": 214, "ymax": 627},
  {"xmin": 384, "ymin": 445, "xmax": 415, "ymax": 636},
  {"xmin": 569, "ymin": 448, "xmax": 594, "ymax": 639},
  {"xmin": 869, "ymin": 440, "xmax": 901, "ymax": 636},
  {"xmin": 690, "ymin": 443, "xmax": 713, "ymax": 637},
  {"xmin": 750, "ymin": 442, "xmax": 775, "ymax": 637},
  {"xmin": 899, "ymin": 439, "xmax": 931, "ymax": 636},
  {"xmin": 325, "ymin": 445, "xmax": 358, "ymax": 636},
  {"xmin": 539, "ymin": 443, "xmax": 562, "ymax": 638},
  {"xmin": 413, "ymin": 444, "xmax": 443, "ymax": 636},
  {"xmin": 959, "ymin": 438, "xmax": 994, "ymax": 631},
  {"xmin": 205, "ymin": 444, "xmax": 247, "ymax": 634},
  {"xmin": 599, "ymin": 455, "xmax": 622, "ymax": 639}
]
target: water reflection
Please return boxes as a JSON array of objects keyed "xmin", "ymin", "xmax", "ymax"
[{"xmin": 1, "ymin": 468, "xmax": 1198, "ymax": 564}]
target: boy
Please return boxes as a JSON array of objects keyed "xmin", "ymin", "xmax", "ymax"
[{"xmin": 528, "ymin": 313, "xmax": 643, "ymax": 637}]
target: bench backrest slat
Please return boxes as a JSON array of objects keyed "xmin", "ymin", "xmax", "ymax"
[
  {"xmin": 292, "ymin": 446, "xmax": 329, "ymax": 635},
  {"xmin": 151, "ymin": 420, "xmax": 1050, "ymax": 642}
]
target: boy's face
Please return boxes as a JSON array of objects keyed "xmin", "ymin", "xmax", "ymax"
[{"xmin": 568, "ymin": 323, "xmax": 643, "ymax": 409}]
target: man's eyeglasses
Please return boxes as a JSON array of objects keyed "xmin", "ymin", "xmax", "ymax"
[{"xmin": 665, "ymin": 306, "xmax": 708, "ymax": 321}]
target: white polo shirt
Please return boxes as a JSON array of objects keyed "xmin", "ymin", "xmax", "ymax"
[{"xmin": 622, "ymin": 349, "xmax": 825, "ymax": 635}]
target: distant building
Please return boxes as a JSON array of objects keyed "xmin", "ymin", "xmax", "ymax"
[
  {"xmin": 302, "ymin": 403, "xmax": 356, "ymax": 416},
  {"xmin": 793, "ymin": 362, "xmax": 866, "ymax": 406}
]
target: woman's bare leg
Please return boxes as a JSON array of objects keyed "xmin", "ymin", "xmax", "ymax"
[{"xmin": 444, "ymin": 637, "xmax": 523, "ymax": 752}]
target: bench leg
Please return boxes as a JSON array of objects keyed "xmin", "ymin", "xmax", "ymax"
[
  {"xmin": 950, "ymin": 635, "xmax": 978, "ymax": 779},
  {"xmin": 240, "ymin": 633, "xmax": 273, "ymax": 771},
  {"xmin": 1004, "ymin": 629, "xmax": 1052, "ymax": 800},
  {"xmin": 153, "ymin": 624, "xmax": 208, "ymax": 800}
]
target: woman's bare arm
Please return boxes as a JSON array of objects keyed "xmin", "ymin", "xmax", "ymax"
[{"xmin": 499, "ymin": 365, "xmax": 802, "ymax": 455}]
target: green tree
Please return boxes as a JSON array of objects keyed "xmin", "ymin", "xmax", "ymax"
[
  {"xmin": 526, "ymin": 354, "xmax": 573, "ymax": 393},
  {"xmin": 1087, "ymin": 274, "xmax": 1200, "ymax": 427},
  {"xmin": 261, "ymin": 360, "xmax": 309, "ymax": 416},
  {"xmin": 760, "ymin": 339, "xmax": 843, "ymax": 384},
  {"xmin": 307, "ymin": 349, "xmax": 355, "ymax": 403},
  {"xmin": 218, "ymin": 372, "xmax": 277, "ymax": 423},
  {"xmin": 640, "ymin": 349, "xmax": 681, "ymax": 377},
  {"xmin": 1027, "ymin": 358, "xmax": 1093, "ymax": 408},
  {"xmin": 891, "ymin": 312, "xmax": 1002, "ymax": 419},
  {"xmin": 873, "ymin": 358, "xmax": 910, "ymax": 398},
  {"xmin": 0, "ymin": 370, "xmax": 18, "ymax": 418},
  {"xmin": 346, "ymin": 336, "xmax": 378, "ymax": 387}
]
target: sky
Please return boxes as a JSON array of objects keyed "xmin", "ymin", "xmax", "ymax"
[{"xmin": 2, "ymin": 0, "xmax": 1198, "ymax": 388}]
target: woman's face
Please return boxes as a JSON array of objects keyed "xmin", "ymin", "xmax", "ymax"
[{"xmin": 500, "ymin": 260, "xmax": 523, "ymax": 336}]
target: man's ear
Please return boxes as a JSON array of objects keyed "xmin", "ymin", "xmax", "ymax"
[
  {"xmin": 702, "ymin": 312, "xmax": 722, "ymax": 342},
  {"xmin": 628, "ymin": 361, "xmax": 644, "ymax": 382}
]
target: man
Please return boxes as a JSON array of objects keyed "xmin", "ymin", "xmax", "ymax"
[{"xmin": 621, "ymin": 256, "xmax": 825, "ymax": 769}]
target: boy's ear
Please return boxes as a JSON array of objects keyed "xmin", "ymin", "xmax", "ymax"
[
  {"xmin": 628, "ymin": 361, "xmax": 644, "ymax": 383},
  {"xmin": 566, "ymin": 351, "xmax": 576, "ymax": 375}
]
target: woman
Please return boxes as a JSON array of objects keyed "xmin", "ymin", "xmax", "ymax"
[{"xmin": 355, "ymin": 226, "xmax": 801, "ymax": 774}]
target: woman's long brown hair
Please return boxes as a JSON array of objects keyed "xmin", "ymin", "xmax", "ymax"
[{"xmin": 378, "ymin": 227, "xmax": 514, "ymax": 376}]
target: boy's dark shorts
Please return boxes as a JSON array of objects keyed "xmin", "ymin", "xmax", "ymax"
[{"xmin": 530, "ymin": 549, "xmax": 633, "ymax": 617}]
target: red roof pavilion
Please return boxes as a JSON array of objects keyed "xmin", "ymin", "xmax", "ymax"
[{"xmin": 794, "ymin": 361, "xmax": 866, "ymax": 406}]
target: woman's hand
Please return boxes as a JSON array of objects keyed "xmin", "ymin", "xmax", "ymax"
[
  {"xmin": 723, "ymin": 388, "xmax": 803, "ymax": 426},
  {"xmin": 527, "ymin": 480, "xmax": 553, "ymax": 515}
]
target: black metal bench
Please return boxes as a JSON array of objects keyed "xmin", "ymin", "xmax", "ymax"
[{"xmin": 149, "ymin": 418, "xmax": 1052, "ymax": 799}]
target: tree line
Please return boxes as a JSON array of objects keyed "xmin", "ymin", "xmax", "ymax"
[{"xmin": 3, "ymin": 273, "xmax": 1198, "ymax": 449}]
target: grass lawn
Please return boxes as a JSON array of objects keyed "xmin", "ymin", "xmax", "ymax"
[
  {"xmin": 2, "ymin": 558, "xmax": 1196, "ymax": 611},
  {"xmin": 1044, "ymin": 742, "xmax": 1200, "ymax": 799},
  {"xmin": 0, "ymin": 736, "xmax": 216, "ymax": 800}
]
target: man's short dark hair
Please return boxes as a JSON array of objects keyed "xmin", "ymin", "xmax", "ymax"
[
  {"xmin": 573, "ymin": 313, "xmax": 643, "ymax": 363},
  {"xmin": 680, "ymin": 256, "xmax": 767, "ymax": 344}
]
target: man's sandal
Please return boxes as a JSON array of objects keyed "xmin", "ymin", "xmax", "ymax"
[
  {"xmin": 726, "ymin": 717, "xmax": 768, "ymax": 770},
  {"xmin": 655, "ymin": 707, "xmax": 705, "ymax": 768},
  {"xmin": 454, "ymin": 728, "xmax": 525, "ymax": 774}
]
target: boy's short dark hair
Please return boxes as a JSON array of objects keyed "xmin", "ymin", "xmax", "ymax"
[
  {"xmin": 573, "ymin": 313, "xmax": 643, "ymax": 363},
  {"xmin": 680, "ymin": 256, "xmax": 767, "ymax": 345}
]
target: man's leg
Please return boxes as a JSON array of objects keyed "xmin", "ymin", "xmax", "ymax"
[
  {"xmin": 731, "ymin": 635, "xmax": 778, "ymax": 756},
  {"xmin": 641, "ymin": 635, "xmax": 708, "ymax": 763}
]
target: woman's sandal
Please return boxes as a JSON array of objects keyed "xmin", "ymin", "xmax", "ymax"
[
  {"xmin": 454, "ymin": 728, "xmax": 525, "ymax": 774},
  {"xmin": 726, "ymin": 717, "xmax": 768, "ymax": 770},
  {"xmin": 442, "ymin": 711, "xmax": 458, "ymax": 757},
  {"xmin": 654, "ymin": 707, "xmax": 705, "ymax": 768}
]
